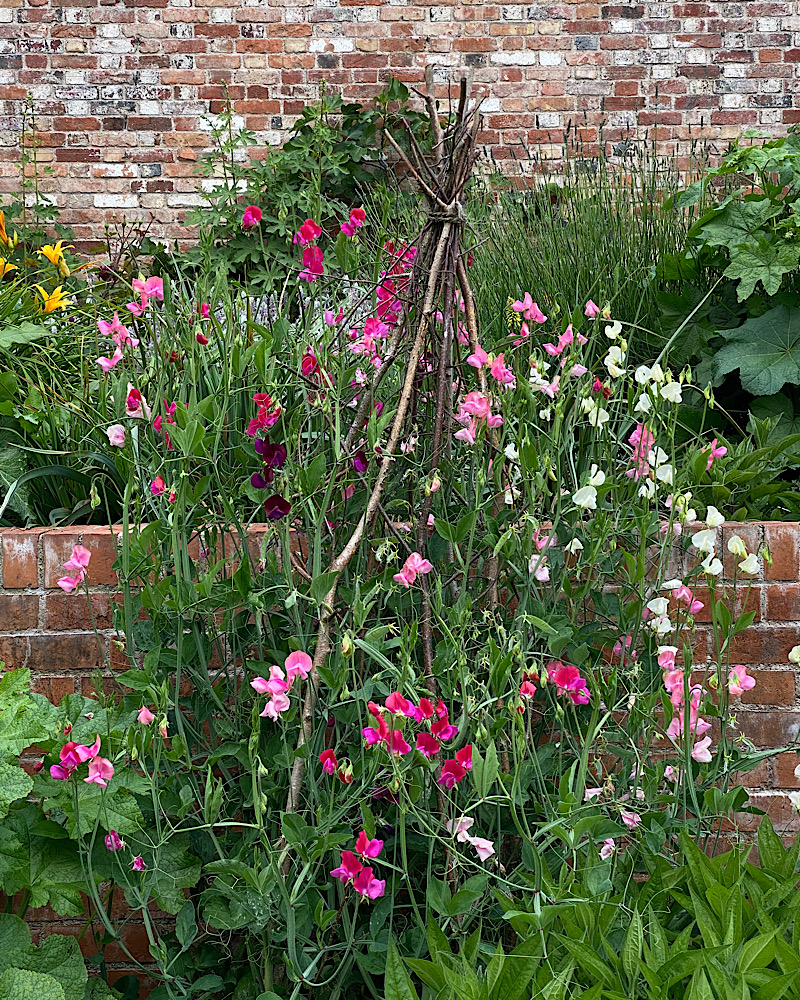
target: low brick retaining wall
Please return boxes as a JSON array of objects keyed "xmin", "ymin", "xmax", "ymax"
[{"xmin": 1, "ymin": 521, "xmax": 800, "ymax": 992}]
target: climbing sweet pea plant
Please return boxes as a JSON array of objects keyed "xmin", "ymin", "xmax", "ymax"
[{"xmin": 3, "ymin": 93, "xmax": 785, "ymax": 1000}]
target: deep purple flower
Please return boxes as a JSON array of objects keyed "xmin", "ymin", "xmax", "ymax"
[
  {"xmin": 353, "ymin": 449, "xmax": 368, "ymax": 474},
  {"xmin": 264, "ymin": 495, "xmax": 291, "ymax": 520},
  {"xmin": 251, "ymin": 472, "xmax": 271, "ymax": 489},
  {"xmin": 262, "ymin": 442, "xmax": 287, "ymax": 468}
]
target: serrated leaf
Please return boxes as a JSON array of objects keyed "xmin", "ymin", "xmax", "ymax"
[
  {"xmin": 724, "ymin": 241, "xmax": 800, "ymax": 300},
  {"xmin": 712, "ymin": 306, "xmax": 800, "ymax": 395},
  {"xmin": 699, "ymin": 200, "xmax": 782, "ymax": 249},
  {"xmin": 0, "ymin": 967, "xmax": 65, "ymax": 1000},
  {"xmin": 0, "ymin": 764, "xmax": 33, "ymax": 820}
]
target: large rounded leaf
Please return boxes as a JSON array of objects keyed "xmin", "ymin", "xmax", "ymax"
[{"xmin": 712, "ymin": 305, "xmax": 800, "ymax": 395}]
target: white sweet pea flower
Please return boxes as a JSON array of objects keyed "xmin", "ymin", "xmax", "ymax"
[
  {"xmin": 794, "ymin": 760, "xmax": 800, "ymax": 780},
  {"xmin": 504, "ymin": 443, "xmax": 519, "ymax": 462},
  {"xmin": 565, "ymin": 538, "xmax": 584, "ymax": 555},
  {"xmin": 656, "ymin": 463, "xmax": 674, "ymax": 486},
  {"xmin": 588, "ymin": 464, "xmax": 606, "ymax": 487},
  {"xmin": 701, "ymin": 553, "xmax": 723, "ymax": 576},
  {"xmin": 604, "ymin": 345, "xmax": 626, "ymax": 378},
  {"xmin": 705, "ymin": 505, "xmax": 724, "ymax": 528},
  {"xmin": 634, "ymin": 394, "xmax": 651, "ymax": 414},
  {"xmin": 539, "ymin": 407, "xmax": 552, "ymax": 422},
  {"xmin": 651, "ymin": 614, "xmax": 674, "ymax": 635},
  {"xmin": 691, "ymin": 528, "xmax": 717, "ymax": 554},
  {"xmin": 590, "ymin": 406, "xmax": 609, "ymax": 428},
  {"xmin": 604, "ymin": 320, "xmax": 622, "ymax": 339},
  {"xmin": 738, "ymin": 553, "xmax": 759, "ymax": 575},
  {"xmin": 790, "ymin": 791, "xmax": 800, "ymax": 814},
  {"xmin": 649, "ymin": 363, "xmax": 665, "ymax": 384},
  {"xmin": 646, "ymin": 597, "xmax": 670, "ymax": 616},
  {"xmin": 635, "ymin": 365, "xmax": 652, "ymax": 384},
  {"xmin": 790, "ymin": 645, "xmax": 800, "ymax": 665},
  {"xmin": 660, "ymin": 382, "xmax": 682, "ymax": 404},
  {"xmin": 638, "ymin": 479, "xmax": 656, "ymax": 499},
  {"xmin": 573, "ymin": 485, "xmax": 597, "ymax": 510},
  {"xmin": 727, "ymin": 535, "xmax": 747, "ymax": 558},
  {"xmin": 662, "ymin": 579, "xmax": 682, "ymax": 590}
]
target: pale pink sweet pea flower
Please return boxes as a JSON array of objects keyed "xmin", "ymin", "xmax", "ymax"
[
  {"xmin": 138, "ymin": 706, "xmax": 155, "ymax": 725},
  {"xmin": 393, "ymin": 551, "xmax": 433, "ymax": 588},
  {"xmin": 658, "ymin": 646, "xmax": 678, "ymax": 671},
  {"xmin": 585, "ymin": 299, "xmax": 600, "ymax": 318},
  {"xmin": 570, "ymin": 363, "xmax": 588, "ymax": 377},
  {"xmin": 85, "ymin": 757, "xmax": 114, "ymax": 786},
  {"xmin": 96, "ymin": 346, "xmax": 124, "ymax": 372},
  {"xmin": 446, "ymin": 816, "xmax": 474, "ymax": 843},
  {"xmin": 469, "ymin": 836, "xmax": 495, "ymax": 861},
  {"xmin": 599, "ymin": 838, "xmax": 616, "ymax": 860},
  {"xmin": 691, "ymin": 736, "xmax": 713, "ymax": 762},
  {"xmin": 584, "ymin": 787, "xmax": 603, "ymax": 801},
  {"xmin": 106, "ymin": 424, "xmax": 126, "ymax": 447},
  {"xmin": 260, "ymin": 692, "xmax": 291, "ymax": 720},
  {"xmin": 728, "ymin": 664, "xmax": 756, "ymax": 697},
  {"xmin": 620, "ymin": 809, "xmax": 641, "ymax": 830}
]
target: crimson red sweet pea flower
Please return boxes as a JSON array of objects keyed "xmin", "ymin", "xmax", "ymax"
[
  {"xmin": 353, "ymin": 867, "xmax": 385, "ymax": 899},
  {"xmin": 319, "ymin": 749, "xmax": 338, "ymax": 775},
  {"xmin": 299, "ymin": 245, "xmax": 324, "ymax": 283},
  {"xmin": 438, "ymin": 759, "xmax": 467, "ymax": 788},
  {"xmin": 242, "ymin": 205, "xmax": 262, "ymax": 230},
  {"xmin": 293, "ymin": 218, "xmax": 323, "ymax": 246},
  {"xmin": 455, "ymin": 745, "xmax": 473, "ymax": 771},
  {"xmin": 385, "ymin": 731, "xmax": 412, "ymax": 755},
  {"xmin": 354, "ymin": 830, "xmax": 384, "ymax": 858},
  {"xmin": 330, "ymin": 850, "xmax": 363, "ymax": 883},
  {"xmin": 416, "ymin": 733, "xmax": 440, "ymax": 757}
]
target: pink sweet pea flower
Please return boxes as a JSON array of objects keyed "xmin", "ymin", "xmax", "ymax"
[
  {"xmin": 469, "ymin": 836, "xmax": 495, "ymax": 861},
  {"xmin": 393, "ymin": 551, "xmax": 433, "ymax": 588},
  {"xmin": 547, "ymin": 661, "xmax": 590, "ymax": 705},
  {"xmin": 691, "ymin": 736, "xmax": 713, "ymax": 762},
  {"xmin": 570, "ymin": 363, "xmax": 588, "ymax": 377},
  {"xmin": 354, "ymin": 830, "xmax": 384, "ymax": 858},
  {"xmin": 285, "ymin": 650, "xmax": 313, "ymax": 680},
  {"xmin": 385, "ymin": 692, "xmax": 412, "ymax": 715},
  {"xmin": 242, "ymin": 205, "xmax": 262, "ymax": 230},
  {"xmin": 56, "ymin": 573, "xmax": 83, "ymax": 594},
  {"xmin": 416, "ymin": 732, "xmax": 441, "ymax": 757},
  {"xmin": 319, "ymin": 749, "xmax": 338, "ymax": 775},
  {"xmin": 620, "ymin": 809, "xmax": 641, "ymax": 830},
  {"xmin": 520, "ymin": 679, "xmax": 537, "ymax": 698},
  {"xmin": 489, "ymin": 353, "xmax": 516, "ymax": 388},
  {"xmin": 353, "ymin": 866, "xmax": 386, "ymax": 899},
  {"xmin": 438, "ymin": 758, "xmax": 467, "ymax": 788},
  {"xmin": 658, "ymin": 646, "xmax": 678, "ymax": 671},
  {"xmin": 705, "ymin": 437, "xmax": 727, "ymax": 471},
  {"xmin": 200, "ymin": 302, "xmax": 210, "ymax": 320},
  {"xmin": 132, "ymin": 856, "xmax": 147, "ymax": 871},
  {"xmin": 728, "ymin": 664, "xmax": 756, "ymax": 697},
  {"xmin": 455, "ymin": 745, "xmax": 473, "ymax": 771},
  {"xmin": 447, "ymin": 816, "xmax": 474, "ymax": 842},
  {"xmin": 330, "ymin": 850, "xmax": 363, "ymax": 883},
  {"xmin": 96, "ymin": 347, "xmax": 124, "ymax": 372},
  {"xmin": 294, "ymin": 218, "xmax": 323, "ymax": 245},
  {"xmin": 150, "ymin": 476, "xmax": 166, "ymax": 497},
  {"xmin": 64, "ymin": 545, "xmax": 91, "ymax": 574},
  {"xmin": 138, "ymin": 706, "xmax": 155, "ymax": 725},
  {"xmin": 105, "ymin": 830, "xmax": 125, "ymax": 851},
  {"xmin": 85, "ymin": 757, "xmax": 114, "ymax": 787},
  {"xmin": 453, "ymin": 419, "xmax": 477, "ymax": 446},
  {"xmin": 125, "ymin": 385, "xmax": 150, "ymax": 419},
  {"xmin": 584, "ymin": 299, "xmax": 600, "ymax": 318},
  {"xmin": 511, "ymin": 292, "xmax": 547, "ymax": 324},
  {"xmin": 260, "ymin": 691, "xmax": 291, "ymax": 720},
  {"xmin": 467, "ymin": 344, "xmax": 489, "ymax": 369}
]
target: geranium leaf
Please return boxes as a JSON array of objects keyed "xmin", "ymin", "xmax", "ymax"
[{"xmin": 723, "ymin": 241, "xmax": 800, "ymax": 300}]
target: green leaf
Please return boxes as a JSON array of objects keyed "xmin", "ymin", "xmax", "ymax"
[
  {"xmin": 556, "ymin": 936, "xmax": 616, "ymax": 988},
  {"xmin": 18, "ymin": 934, "xmax": 87, "ymax": 1000},
  {"xmin": 712, "ymin": 306, "xmax": 800, "ymax": 395},
  {"xmin": 0, "ymin": 968, "xmax": 65, "ymax": 1000},
  {"xmin": 740, "ymin": 932, "xmax": 776, "ymax": 972},
  {"xmin": 621, "ymin": 909, "xmax": 643, "ymax": 982},
  {"xmin": 493, "ymin": 937, "xmax": 542, "ymax": 1000},
  {"xmin": 0, "ymin": 913, "xmax": 33, "ymax": 958},
  {"xmin": 426, "ymin": 877, "xmax": 450, "ymax": 916},
  {"xmin": 310, "ymin": 571, "xmax": 339, "ymax": 608},
  {"xmin": 384, "ymin": 939, "xmax": 419, "ymax": 1000},
  {"xmin": 0, "ymin": 323, "xmax": 49, "ymax": 351},
  {"xmin": 698, "ymin": 200, "xmax": 782, "ymax": 249},
  {"xmin": 724, "ymin": 241, "xmax": 800, "ymax": 300},
  {"xmin": 0, "ymin": 764, "xmax": 33, "ymax": 819},
  {"xmin": 176, "ymin": 900, "xmax": 197, "ymax": 951}
]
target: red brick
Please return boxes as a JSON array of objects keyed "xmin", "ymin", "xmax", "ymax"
[
  {"xmin": 1, "ymin": 529, "xmax": 43, "ymax": 588},
  {"xmin": 764, "ymin": 523, "xmax": 800, "ymax": 581},
  {"xmin": 0, "ymin": 634, "xmax": 105, "ymax": 671},
  {"xmin": 0, "ymin": 594, "xmax": 39, "ymax": 631}
]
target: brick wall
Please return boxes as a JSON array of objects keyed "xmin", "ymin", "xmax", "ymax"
[
  {"xmin": 1, "ymin": 521, "xmax": 800, "ymax": 988},
  {"xmin": 0, "ymin": 1, "xmax": 798, "ymax": 242}
]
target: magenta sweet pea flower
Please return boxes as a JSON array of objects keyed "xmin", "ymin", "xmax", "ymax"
[
  {"xmin": 150, "ymin": 476, "xmax": 166, "ymax": 497},
  {"xmin": 547, "ymin": 661, "xmax": 591, "ymax": 706},
  {"xmin": 416, "ymin": 733, "xmax": 440, "ymax": 757},
  {"xmin": 354, "ymin": 830, "xmax": 384, "ymax": 858},
  {"xmin": 705, "ymin": 437, "xmax": 727, "ymax": 471},
  {"xmin": 132, "ymin": 856, "xmax": 147, "ymax": 871},
  {"xmin": 299, "ymin": 244, "xmax": 324, "ymax": 282},
  {"xmin": 455, "ymin": 745, "xmax": 473, "ymax": 771},
  {"xmin": 105, "ymin": 830, "xmax": 125, "ymax": 851},
  {"xmin": 353, "ymin": 866, "xmax": 385, "ymax": 899},
  {"xmin": 384, "ymin": 730, "xmax": 412, "ymax": 755},
  {"xmin": 330, "ymin": 849, "xmax": 363, "ymax": 883}
]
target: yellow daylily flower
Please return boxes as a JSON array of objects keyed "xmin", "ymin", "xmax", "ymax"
[
  {"xmin": 34, "ymin": 284, "xmax": 72, "ymax": 313},
  {"xmin": 0, "ymin": 258, "xmax": 18, "ymax": 278},
  {"xmin": 38, "ymin": 240, "xmax": 73, "ymax": 278},
  {"xmin": 0, "ymin": 211, "xmax": 17, "ymax": 249}
]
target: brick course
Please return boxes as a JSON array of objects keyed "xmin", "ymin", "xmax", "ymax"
[
  {"xmin": 2, "ymin": 520, "xmax": 800, "ymax": 988},
  {"xmin": 0, "ymin": 1, "xmax": 798, "ymax": 241}
]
